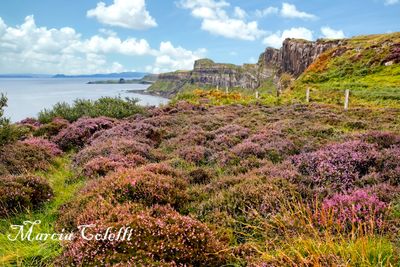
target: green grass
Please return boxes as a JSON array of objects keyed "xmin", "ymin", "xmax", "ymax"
[
  {"xmin": 0, "ymin": 156, "xmax": 84, "ymax": 266},
  {"xmin": 289, "ymin": 32, "xmax": 400, "ymax": 108}
]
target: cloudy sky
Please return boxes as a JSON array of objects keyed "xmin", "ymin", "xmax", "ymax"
[{"xmin": 0, "ymin": 0, "xmax": 399, "ymax": 74}]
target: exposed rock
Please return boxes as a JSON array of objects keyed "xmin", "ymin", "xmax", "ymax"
[
  {"xmin": 149, "ymin": 38, "xmax": 342, "ymax": 96},
  {"xmin": 279, "ymin": 39, "xmax": 340, "ymax": 76},
  {"xmin": 149, "ymin": 59, "xmax": 267, "ymax": 95}
]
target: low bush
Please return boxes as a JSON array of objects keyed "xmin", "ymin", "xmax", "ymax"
[
  {"xmin": 38, "ymin": 97, "xmax": 145, "ymax": 123},
  {"xmin": 322, "ymin": 189, "xmax": 388, "ymax": 231},
  {"xmin": 58, "ymin": 163, "xmax": 188, "ymax": 228},
  {"xmin": 292, "ymin": 140, "xmax": 380, "ymax": 192},
  {"xmin": 58, "ymin": 203, "xmax": 228, "ymax": 266},
  {"xmin": 34, "ymin": 117, "xmax": 70, "ymax": 138},
  {"xmin": 53, "ymin": 116, "xmax": 115, "ymax": 150},
  {"xmin": 0, "ymin": 175, "xmax": 53, "ymax": 217},
  {"xmin": 82, "ymin": 154, "xmax": 147, "ymax": 178},
  {"xmin": 21, "ymin": 137, "xmax": 62, "ymax": 157},
  {"xmin": 0, "ymin": 142, "xmax": 53, "ymax": 175},
  {"xmin": 178, "ymin": 145, "xmax": 210, "ymax": 164},
  {"xmin": 90, "ymin": 121, "xmax": 161, "ymax": 146},
  {"xmin": 74, "ymin": 138, "xmax": 152, "ymax": 167}
]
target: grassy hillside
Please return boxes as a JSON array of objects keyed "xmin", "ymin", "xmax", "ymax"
[{"xmin": 289, "ymin": 32, "xmax": 400, "ymax": 107}]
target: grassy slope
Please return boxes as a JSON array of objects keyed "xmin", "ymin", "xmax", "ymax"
[
  {"xmin": 0, "ymin": 156, "xmax": 83, "ymax": 266},
  {"xmin": 288, "ymin": 32, "xmax": 400, "ymax": 107}
]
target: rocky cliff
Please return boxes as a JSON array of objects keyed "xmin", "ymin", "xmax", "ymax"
[
  {"xmin": 147, "ymin": 59, "xmax": 266, "ymax": 97},
  {"xmin": 149, "ymin": 38, "xmax": 341, "ymax": 96},
  {"xmin": 257, "ymin": 39, "xmax": 341, "ymax": 77}
]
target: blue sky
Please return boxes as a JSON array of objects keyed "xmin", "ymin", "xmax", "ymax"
[{"xmin": 0, "ymin": 0, "xmax": 399, "ymax": 74}]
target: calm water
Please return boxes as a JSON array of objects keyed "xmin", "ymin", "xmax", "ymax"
[{"xmin": 0, "ymin": 78, "xmax": 168, "ymax": 122}]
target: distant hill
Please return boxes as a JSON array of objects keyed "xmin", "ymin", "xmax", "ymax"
[
  {"xmin": 0, "ymin": 74, "xmax": 52, "ymax": 78},
  {"xmin": 52, "ymin": 72, "xmax": 149, "ymax": 79}
]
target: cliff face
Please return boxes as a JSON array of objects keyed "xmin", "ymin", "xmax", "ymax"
[
  {"xmin": 149, "ymin": 38, "xmax": 341, "ymax": 96},
  {"xmin": 280, "ymin": 39, "xmax": 340, "ymax": 76},
  {"xmin": 257, "ymin": 39, "xmax": 340, "ymax": 77},
  {"xmin": 148, "ymin": 59, "xmax": 267, "ymax": 96}
]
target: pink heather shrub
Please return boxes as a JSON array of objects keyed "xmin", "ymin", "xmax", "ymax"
[
  {"xmin": 178, "ymin": 145, "xmax": 209, "ymax": 164},
  {"xmin": 21, "ymin": 137, "xmax": 62, "ymax": 157},
  {"xmin": 58, "ymin": 203, "xmax": 227, "ymax": 266},
  {"xmin": 211, "ymin": 124, "xmax": 250, "ymax": 149},
  {"xmin": 322, "ymin": 189, "xmax": 388, "ymax": 230},
  {"xmin": 199, "ymin": 174, "xmax": 296, "ymax": 220},
  {"xmin": 53, "ymin": 116, "xmax": 115, "ymax": 150},
  {"xmin": 167, "ymin": 126, "xmax": 208, "ymax": 147},
  {"xmin": 82, "ymin": 154, "xmax": 147, "ymax": 178},
  {"xmin": 90, "ymin": 121, "xmax": 161, "ymax": 146},
  {"xmin": 377, "ymin": 146, "xmax": 400, "ymax": 185},
  {"xmin": 74, "ymin": 138, "xmax": 152, "ymax": 167},
  {"xmin": 58, "ymin": 164, "xmax": 188, "ymax": 227},
  {"xmin": 0, "ymin": 142, "xmax": 53, "ymax": 175},
  {"xmin": 17, "ymin": 118, "xmax": 41, "ymax": 130},
  {"xmin": 0, "ymin": 175, "xmax": 53, "ymax": 217},
  {"xmin": 360, "ymin": 131, "xmax": 400, "ymax": 149},
  {"xmin": 292, "ymin": 141, "xmax": 379, "ymax": 191},
  {"xmin": 232, "ymin": 141, "xmax": 264, "ymax": 158},
  {"xmin": 34, "ymin": 117, "xmax": 70, "ymax": 137}
]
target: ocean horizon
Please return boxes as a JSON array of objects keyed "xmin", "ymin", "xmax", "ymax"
[{"xmin": 0, "ymin": 78, "xmax": 168, "ymax": 122}]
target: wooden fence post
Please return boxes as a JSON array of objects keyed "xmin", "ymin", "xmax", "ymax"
[
  {"xmin": 306, "ymin": 87, "xmax": 310, "ymax": 103},
  {"xmin": 344, "ymin": 89, "xmax": 350, "ymax": 110}
]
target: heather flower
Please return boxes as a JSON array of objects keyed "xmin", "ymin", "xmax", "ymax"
[
  {"xmin": 322, "ymin": 189, "xmax": 388, "ymax": 229},
  {"xmin": 90, "ymin": 121, "xmax": 160, "ymax": 146},
  {"xmin": 377, "ymin": 146, "xmax": 400, "ymax": 185},
  {"xmin": 21, "ymin": 137, "xmax": 62, "ymax": 156},
  {"xmin": 0, "ymin": 142, "xmax": 53, "ymax": 175},
  {"xmin": 17, "ymin": 118, "xmax": 41, "ymax": 130},
  {"xmin": 82, "ymin": 154, "xmax": 147, "ymax": 178},
  {"xmin": 293, "ymin": 141, "xmax": 379, "ymax": 191},
  {"xmin": 34, "ymin": 117, "xmax": 70, "ymax": 137},
  {"xmin": 211, "ymin": 124, "xmax": 250, "ymax": 149},
  {"xmin": 0, "ymin": 175, "xmax": 53, "ymax": 217},
  {"xmin": 360, "ymin": 131, "xmax": 400, "ymax": 149},
  {"xmin": 74, "ymin": 138, "xmax": 152, "ymax": 167},
  {"xmin": 53, "ymin": 116, "xmax": 115, "ymax": 150},
  {"xmin": 58, "ymin": 203, "xmax": 227, "ymax": 266},
  {"xmin": 178, "ymin": 145, "xmax": 210, "ymax": 163}
]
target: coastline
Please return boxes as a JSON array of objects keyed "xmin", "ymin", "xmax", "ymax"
[{"xmin": 126, "ymin": 89, "xmax": 173, "ymax": 99}]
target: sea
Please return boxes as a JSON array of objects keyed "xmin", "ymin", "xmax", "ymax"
[{"xmin": 0, "ymin": 78, "xmax": 168, "ymax": 122}]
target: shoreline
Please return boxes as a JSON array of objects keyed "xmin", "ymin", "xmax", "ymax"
[{"xmin": 126, "ymin": 89, "xmax": 172, "ymax": 99}]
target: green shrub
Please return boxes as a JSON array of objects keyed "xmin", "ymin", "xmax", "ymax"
[
  {"xmin": 38, "ymin": 97, "xmax": 146, "ymax": 123},
  {"xmin": 0, "ymin": 94, "xmax": 29, "ymax": 145}
]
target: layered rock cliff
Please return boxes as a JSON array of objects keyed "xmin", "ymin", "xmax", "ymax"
[{"xmin": 148, "ymin": 38, "xmax": 341, "ymax": 96}]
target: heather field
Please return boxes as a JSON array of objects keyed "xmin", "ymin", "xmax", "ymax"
[{"xmin": 1, "ymin": 96, "xmax": 400, "ymax": 266}]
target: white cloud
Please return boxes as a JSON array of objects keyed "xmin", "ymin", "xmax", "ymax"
[
  {"xmin": 263, "ymin": 27, "xmax": 314, "ymax": 48},
  {"xmin": 234, "ymin": 7, "xmax": 247, "ymax": 19},
  {"xmin": 321, "ymin": 26, "xmax": 345, "ymax": 39},
  {"xmin": 98, "ymin": 28, "xmax": 117, "ymax": 37},
  {"xmin": 87, "ymin": 0, "xmax": 157, "ymax": 30},
  {"xmin": 255, "ymin": 7, "xmax": 279, "ymax": 18},
  {"xmin": 385, "ymin": 0, "xmax": 399, "ymax": 4},
  {"xmin": 148, "ymin": 41, "xmax": 207, "ymax": 73},
  {"xmin": 280, "ymin": 3, "xmax": 317, "ymax": 20},
  {"xmin": 0, "ymin": 15, "xmax": 204, "ymax": 74},
  {"xmin": 178, "ymin": 0, "xmax": 266, "ymax": 41}
]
